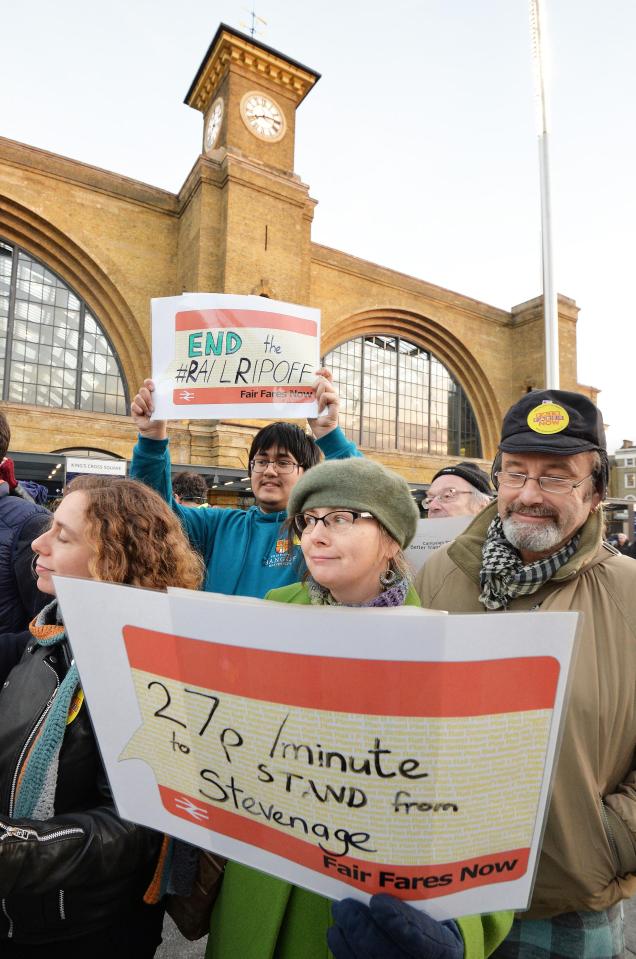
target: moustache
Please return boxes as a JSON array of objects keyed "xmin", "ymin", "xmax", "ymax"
[{"xmin": 505, "ymin": 503, "xmax": 558, "ymax": 520}]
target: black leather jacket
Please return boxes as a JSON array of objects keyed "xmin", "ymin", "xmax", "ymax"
[{"xmin": 0, "ymin": 615, "xmax": 163, "ymax": 944}]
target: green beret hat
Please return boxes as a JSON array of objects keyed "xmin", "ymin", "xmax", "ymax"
[{"xmin": 287, "ymin": 458, "xmax": 419, "ymax": 549}]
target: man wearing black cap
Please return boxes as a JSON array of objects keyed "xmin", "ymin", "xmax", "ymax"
[
  {"xmin": 424, "ymin": 461, "xmax": 492, "ymax": 518},
  {"xmin": 416, "ymin": 390, "xmax": 636, "ymax": 959}
]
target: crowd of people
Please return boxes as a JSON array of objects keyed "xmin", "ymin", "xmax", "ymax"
[{"xmin": 1, "ymin": 377, "xmax": 636, "ymax": 959}]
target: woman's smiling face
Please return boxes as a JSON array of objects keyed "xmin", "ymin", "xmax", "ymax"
[{"xmin": 299, "ymin": 507, "xmax": 398, "ymax": 605}]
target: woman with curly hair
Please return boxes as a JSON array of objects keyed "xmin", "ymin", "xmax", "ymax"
[{"xmin": 0, "ymin": 478, "xmax": 203, "ymax": 958}]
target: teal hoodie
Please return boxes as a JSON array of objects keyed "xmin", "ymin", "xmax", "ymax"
[{"xmin": 130, "ymin": 427, "xmax": 360, "ymax": 598}]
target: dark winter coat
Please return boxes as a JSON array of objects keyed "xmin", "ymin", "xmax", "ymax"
[
  {"xmin": 0, "ymin": 481, "xmax": 51, "ymax": 631},
  {"xmin": 0, "ymin": 608, "xmax": 163, "ymax": 945}
]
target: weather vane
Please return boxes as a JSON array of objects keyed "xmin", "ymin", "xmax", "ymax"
[{"xmin": 240, "ymin": 7, "xmax": 267, "ymax": 38}]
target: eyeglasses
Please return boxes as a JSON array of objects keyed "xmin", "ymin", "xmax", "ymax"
[
  {"xmin": 495, "ymin": 471, "xmax": 594, "ymax": 495},
  {"xmin": 250, "ymin": 457, "xmax": 301, "ymax": 474},
  {"xmin": 423, "ymin": 489, "xmax": 478, "ymax": 508},
  {"xmin": 293, "ymin": 510, "xmax": 373, "ymax": 536}
]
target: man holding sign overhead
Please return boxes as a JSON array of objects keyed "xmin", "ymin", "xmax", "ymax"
[
  {"xmin": 131, "ymin": 294, "xmax": 360, "ymax": 597},
  {"xmin": 130, "ymin": 368, "xmax": 360, "ymax": 598}
]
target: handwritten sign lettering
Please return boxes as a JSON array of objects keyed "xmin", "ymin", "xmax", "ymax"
[
  {"xmin": 54, "ymin": 580, "xmax": 578, "ymax": 920},
  {"xmin": 151, "ymin": 294, "xmax": 320, "ymax": 419}
]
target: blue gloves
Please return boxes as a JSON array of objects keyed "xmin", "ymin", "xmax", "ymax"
[{"xmin": 328, "ymin": 894, "xmax": 464, "ymax": 959}]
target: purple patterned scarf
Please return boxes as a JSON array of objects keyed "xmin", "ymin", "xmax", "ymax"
[{"xmin": 306, "ymin": 575, "xmax": 409, "ymax": 607}]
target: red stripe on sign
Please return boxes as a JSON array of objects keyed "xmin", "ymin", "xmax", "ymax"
[
  {"xmin": 159, "ymin": 785, "xmax": 529, "ymax": 899},
  {"xmin": 175, "ymin": 309, "xmax": 317, "ymax": 336},
  {"xmin": 173, "ymin": 386, "xmax": 316, "ymax": 405},
  {"xmin": 123, "ymin": 627, "xmax": 559, "ymax": 715}
]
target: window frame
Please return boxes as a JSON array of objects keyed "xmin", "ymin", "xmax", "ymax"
[
  {"xmin": 0, "ymin": 239, "xmax": 129, "ymax": 414},
  {"xmin": 323, "ymin": 333, "xmax": 482, "ymax": 457}
]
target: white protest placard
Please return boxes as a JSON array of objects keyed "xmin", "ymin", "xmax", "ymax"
[
  {"xmin": 406, "ymin": 516, "xmax": 472, "ymax": 572},
  {"xmin": 55, "ymin": 578, "xmax": 578, "ymax": 920},
  {"xmin": 151, "ymin": 293, "xmax": 320, "ymax": 419}
]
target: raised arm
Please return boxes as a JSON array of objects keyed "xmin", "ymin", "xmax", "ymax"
[
  {"xmin": 130, "ymin": 379, "xmax": 166, "ymax": 442},
  {"xmin": 310, "ymin": 367, "xmax": 362, "ymax": 459},
  {"xmin": 129, "ymin": 379, "xmax": 218, "ymax": 557},
  {"xmin": 129, "ymin": 379, "xmax": 173, "ymax": 503}
]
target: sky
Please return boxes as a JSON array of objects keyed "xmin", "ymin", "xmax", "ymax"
[{"xmin": 1, "ymin": 0, "xmax": 634, "ymax": 452}]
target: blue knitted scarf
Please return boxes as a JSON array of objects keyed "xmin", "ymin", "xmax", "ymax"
[{"xmin": 14, "ymin": 600, "xmax": 80, "ymax": 820}]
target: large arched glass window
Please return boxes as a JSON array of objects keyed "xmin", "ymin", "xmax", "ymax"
[
  {"xmin": 0, "ymin": 240, "xmax": 128, "ymax": 414},
  {"xmin": 324, "ymin": 334, "xmax": 482, "ymax": 456}
]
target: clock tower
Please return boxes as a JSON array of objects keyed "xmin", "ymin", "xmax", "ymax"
[{"xmin": 181, "ymin": 24, "xmax": 320, "ymax": 304}]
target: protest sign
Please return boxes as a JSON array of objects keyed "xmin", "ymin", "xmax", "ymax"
[
  {"xmin": 151, "ymin": 293, "xmax": 320, "ymax": 419},
  {"xmin": 406, "ymin": 516, "xmax": 473, "ymax": 572},
  {"xmin": 55, "ymin": 578, "xmax": 578, "ymax": 920}
]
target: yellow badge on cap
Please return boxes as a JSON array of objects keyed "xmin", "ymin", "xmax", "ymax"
[{"xmin": 527, "ymin": 402, "xmax": 570, "ymax": 435}]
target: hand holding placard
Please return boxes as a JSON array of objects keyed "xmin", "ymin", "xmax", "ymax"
[
  {"xmin": 131, "ymin": 379, "xmax": 167, "ymax": 441},
  {"xmin": 309, "ymin": 367, "xmax": 340, "ymax": 439}
]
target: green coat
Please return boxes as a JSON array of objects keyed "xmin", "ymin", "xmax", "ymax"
[
  {"xmin": 206, "ymin": 581, "xmax": 513, "ymax": 958},
  {"xmin": 265, "ymin": 581, "xmax": 422, "ymax": 606}
]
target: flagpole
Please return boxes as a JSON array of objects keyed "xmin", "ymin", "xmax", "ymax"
[{"xmin": 530, "ymin": 0, "xmax": 559, "ymax": 389}]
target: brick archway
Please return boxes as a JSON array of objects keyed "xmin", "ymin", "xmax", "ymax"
[
  {"xmin": 323, "ymin": 308, "xmax": 502, "ymax": 458},
  {"xmin": 0, "ymin": 196, "xmax": 147, "ymax": 399}
]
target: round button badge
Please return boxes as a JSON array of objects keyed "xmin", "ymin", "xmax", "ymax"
[{"xmin": 527, "ymin": 402, "xmax": 570, "ymax": 434}]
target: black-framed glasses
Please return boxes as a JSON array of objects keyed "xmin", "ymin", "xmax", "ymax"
[
  {"xmin": 495, "ymin": 471, "xmax": 594, "ymax": 495},
  {"xmin": 293, "ymin": 510, "xmax": 374, "ymax": 536},
  {"xmin": 423, "ymin": 489, "xmax": 479, "ymax": 508},
  {"xmin": 250, "ymin": 457, "xmax": 301, "ymax": 474}
]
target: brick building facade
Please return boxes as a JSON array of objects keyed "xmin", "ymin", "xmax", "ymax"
[{"xmin": 0, "ymin": 24, "xmax": 595, "ymax": 492}]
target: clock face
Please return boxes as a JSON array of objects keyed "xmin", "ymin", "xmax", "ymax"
[
  {"xmin": 240, "ymin": 91, "xmax": 286, "ymax": 142},
  {"xmin": 205, "ymin": 97, "xmax": 224, "ymax": 151}
]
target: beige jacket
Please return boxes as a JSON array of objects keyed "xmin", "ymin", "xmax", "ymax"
[{"xmin": 415, "ymin": 503, "xmax": 636, "ymax": 918}]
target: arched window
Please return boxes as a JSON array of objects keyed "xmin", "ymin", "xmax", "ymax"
[
  {"xmin": 324, "ymin": 334, "xmax": 482, "ymax": 456},
  {"xmin": 0, "ymin": 240, "xmax": 128, "ymax": 414}
]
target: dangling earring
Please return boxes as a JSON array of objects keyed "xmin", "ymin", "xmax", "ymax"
[
  {"xmin": 31, "ymin": 553, "xmax": 39, "ymax": 581},
  {"xmin": 379, "ymin": 563, "xmax": 398, "ymax": 589}
]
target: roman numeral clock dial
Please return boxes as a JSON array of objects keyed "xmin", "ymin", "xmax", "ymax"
[
  {"xmin": 205, "ymin": 97, "xmax": 224, "ymax": 152},
  {"xmin": 240, "ymin": 91, "xmax": 287, "ymax": 142}
]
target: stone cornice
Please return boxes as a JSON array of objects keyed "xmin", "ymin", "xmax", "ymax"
[
  {"xmin": 177, "ymin": 151, "xmax": 315, "ymax": 217},
  {"xmin": 0, "ymin": 136, "xmax": 179, "ymax": 215},
  {"xmin": 185, "ymin": 24, "xmax": 319, "ymax": 114},
  {"xmin": 311, "ymin": 243, "xmax": 512, "ymax": 327},
  {"xmin": 510, "ymin": 293, "xmax": 579, "ymax": 326}
]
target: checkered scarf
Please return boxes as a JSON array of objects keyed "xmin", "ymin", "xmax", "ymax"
[
  {"xmin": 490, "ymin": 905, "xmax": 624, "ymax": 958},
  {"xmin": 479, "ymin": 514, "xmax": 580, "ymax": 610}
]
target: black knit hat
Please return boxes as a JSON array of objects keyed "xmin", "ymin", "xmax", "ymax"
[
  {"xmin": 430, "ymin": 461, "xmax": 492, "ymax": 496},
  {"xmin": 499, "ymin": 390, "xmax": 606, "ymax": 455}
]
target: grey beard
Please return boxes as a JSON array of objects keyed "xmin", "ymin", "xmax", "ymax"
[{"xmin": 502, "ymin": 514, "xmax": 563, "ymax": 554}]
